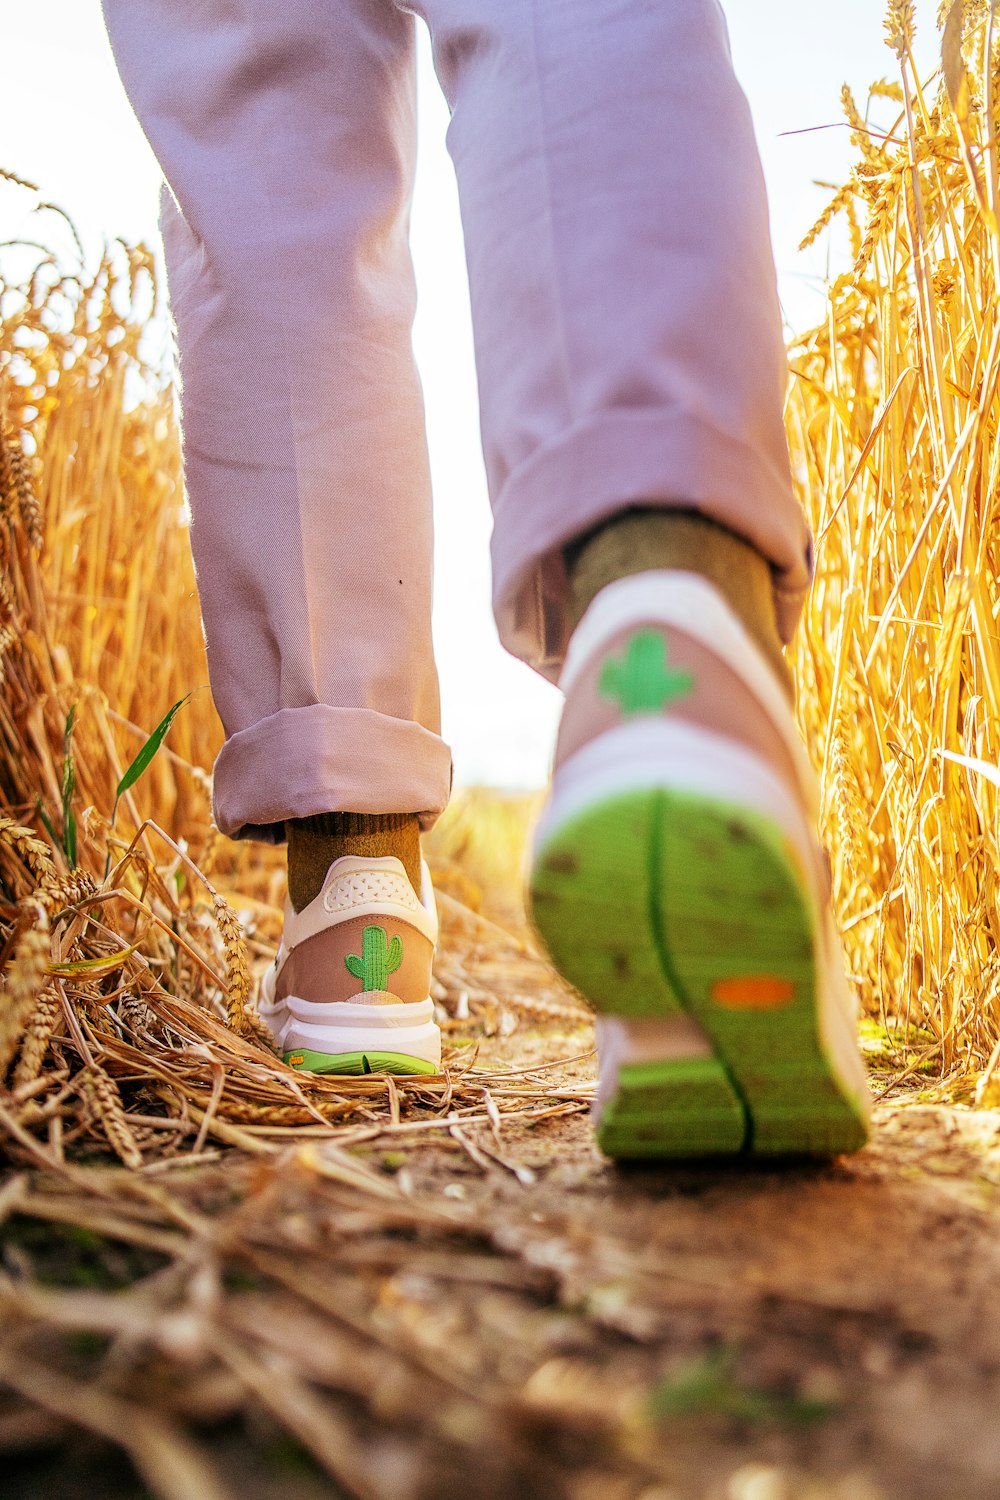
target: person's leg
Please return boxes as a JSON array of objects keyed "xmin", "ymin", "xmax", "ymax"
[
  {"xmin": 415, "ymin": 0, "xmax": 809, "ymax": 676},
  {"xmin": 416, "ymin": 0, "xmax": 869, "ymax": 1154},
  {"xmin": 102, "ymin": 0, "xmax": 447, "ymax": 1073},
  {"xmin": 102, "ymin": 0, "xmax": 451, "ymax": 885}
]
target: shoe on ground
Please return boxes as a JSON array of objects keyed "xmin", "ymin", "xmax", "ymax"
[
  {"xmin": 528, "ymin": 569, "xmax": 871, "ymax": 1159},
  {"xmin": 260, "ymin": 854, "xmax": 441, "ymax": 1075}
]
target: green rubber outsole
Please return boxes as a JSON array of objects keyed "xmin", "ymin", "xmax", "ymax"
[
  {"xmin": 595, "ymin": 1056, "xmax": 746, "ymax": 1158},
  {"xmin": 284, "ymin": 1049, "xmax": 437, "ymax": 1077},
  {"xmin": 530, "ymin": 787, "xmax": 868, "ymax": 1160}
]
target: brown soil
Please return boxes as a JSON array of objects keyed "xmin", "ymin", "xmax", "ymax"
[{"xmin": 4, "ymin": 1002, "xmax": 1000, "ymax": 1500}]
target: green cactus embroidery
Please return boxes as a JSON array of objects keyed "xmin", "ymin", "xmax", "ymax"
[
  {"xmin": 345, "ymin": 924, "xmax": 403, "ymax": 991},
  {"xmin": 598, "ymin": 629, "xmax": 693, "ymax": 716}
]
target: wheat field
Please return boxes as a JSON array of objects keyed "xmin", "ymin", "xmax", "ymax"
[
  {"xmin": 1, "ymin": 0, "xmax": 1000, "ymax": 1169},
  {"xmin": 6, "ymin": 7, "xmax": 1000, "ymax": 1495},
  {"xmin": 791, "ymin": 0, "xmax": 1000, "ymax": 1099}
]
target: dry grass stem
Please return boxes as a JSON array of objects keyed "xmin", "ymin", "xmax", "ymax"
[{"xmin": 790, "ymin": 1, "xmax": 1000, "ymax": 1086}]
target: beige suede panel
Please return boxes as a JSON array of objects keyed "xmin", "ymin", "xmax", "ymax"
[
  {"xmin": 275, "ymin": 915, "xmax": 433, "ymax": 1006},
  {"xmin": 555, "ymin": 623, "xmax": 800, "ymax": 795}
]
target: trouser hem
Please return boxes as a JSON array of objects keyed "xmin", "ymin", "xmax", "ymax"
[
  {"xmin": 489, "ymin": 408, "xmax": 811, "ymax": 681},
  {"xmin": 212, "ymin": 705, "xmax": 453, "ymax": 843}
]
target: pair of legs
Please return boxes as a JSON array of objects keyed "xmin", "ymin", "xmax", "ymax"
[
  {"xmin": 103, "ymin": 0, "xmax": 809, "ymax": 837},
  {"xmin": 105, "ymin": 0, "xmax": 868, "ymax": 1153}
]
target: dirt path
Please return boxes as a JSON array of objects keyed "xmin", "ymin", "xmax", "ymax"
[
  {"xmin": 388, "ymin": 1074, "xmax": 1000, "ymax": 1500},
  {"xmin": 4, "ymin": 1005, "xmax": 1000, "ymax": 1500},
  {"xmin": 2, "ymin": 829, "xmax": 998, "ymax": 1500}
]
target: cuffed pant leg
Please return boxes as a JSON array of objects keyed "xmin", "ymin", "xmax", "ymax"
[
  {"xmin": 103, "ymin": 0, "xmax": 452, "ymax": 838},
  {"xmin": 417, "ymin": 0, "xmax": 810, "ymax": 679}
]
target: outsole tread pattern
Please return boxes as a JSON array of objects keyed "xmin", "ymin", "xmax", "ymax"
[{"xmin": 530, "ymin": 787, "xmax": 868, "ymax": 1160}]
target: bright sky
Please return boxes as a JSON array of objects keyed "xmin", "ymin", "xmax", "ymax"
[{"xmin": 1, "ymin": 2, "xmax": 941, "ymax": 788}]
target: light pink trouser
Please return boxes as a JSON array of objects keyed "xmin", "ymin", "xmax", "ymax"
[{"xmin": 102, "ymin": 0, "xmax": 809, "ymax": 842}]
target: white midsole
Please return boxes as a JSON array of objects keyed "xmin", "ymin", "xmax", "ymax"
[
  {"xmin": 532, "ymin": 719, "xmax": 871, "ymax": 1122},
  {"xmin": 534, "ymin": 717, "xmax": 818, "ymax": 886},
  {"xmin": 260, "ymin": 994, "xmax": 441, "ymax": 1064}
]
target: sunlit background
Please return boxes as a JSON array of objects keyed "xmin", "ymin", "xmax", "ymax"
[{"xmin": 2, "ymin": 2, "xmax": 939, "ymax": 789}]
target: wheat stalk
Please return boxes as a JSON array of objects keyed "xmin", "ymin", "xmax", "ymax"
[
  {"xmin": 11, "ymin": 984, "xmax": 62, "ymax": 1089},
  {"xmin": 80, "ymin": 1065, "xmax": 144, "ymax": 1169},
  {"xmin": 788, "ymin": 0, "xmax": 1000, "ymax": 1078},
  {"xmin": 0, "ymin": 903, "xmax": 52, "ymax": 1079}
]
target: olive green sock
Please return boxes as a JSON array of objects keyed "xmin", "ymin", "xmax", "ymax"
[
  {"xmin": 564, "ymin": 508, "xmax": 793, "ymax": 697},
  {"xmin": 286, "ymin": 812, "xmax": 422, "ymax": 913}
]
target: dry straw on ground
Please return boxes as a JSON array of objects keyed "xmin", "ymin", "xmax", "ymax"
[{"xmin": 0, "ymin": 0, "xmax": 997, "ymax": 1177}]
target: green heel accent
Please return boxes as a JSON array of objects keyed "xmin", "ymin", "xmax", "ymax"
[
  {"xmin": 344, "ymin": 925, "xmax": 403, "ymax": 991},
  {"xmin": 284, "ymin": 1048, "xmax": 436, "ymax": 1076},
  {"xmin": 599, "ymin": 630, "xmax": 693, "ymax": 716},
  {"xmin": 530, "ymin": 788, "xmax": 868, "ymax": 1160}
]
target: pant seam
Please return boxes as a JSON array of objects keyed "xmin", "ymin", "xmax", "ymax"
[{"xmin": 526, "ymin": 0, "xmax": 577, "ymax": 429}]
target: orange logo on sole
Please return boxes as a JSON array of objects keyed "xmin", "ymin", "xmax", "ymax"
[
  {"xmin": 288, "ymin": 1053, "xmax": 305, "ymax": 1067},
  {"xmin": 711, "ymin": 977, "xmax": 796, "ymax": 1010}
]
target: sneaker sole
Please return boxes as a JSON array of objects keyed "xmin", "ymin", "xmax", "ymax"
[
  {"xmin": 530, "ymin": 786, "xmax": 869, "ymax": 1159},
  {"xmin": 284, "ymin": 1048, "xmax": 438, "ymax": 1076}
]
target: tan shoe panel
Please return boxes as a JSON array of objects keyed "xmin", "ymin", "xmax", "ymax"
[
  {"xmin": 555, "ymin": 623, "xmax": 801, "ymax": 796},
  {"xmin": 275, "ymin": 915, "xmax": 434, "ymax": 1006}
]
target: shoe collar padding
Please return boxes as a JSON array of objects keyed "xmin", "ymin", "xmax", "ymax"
[{"xmin": 278, "ymin": 854, "xmax": 438, "ymax": 959}]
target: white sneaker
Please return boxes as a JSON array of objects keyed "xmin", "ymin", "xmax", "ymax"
[
  {"xmin": 260, "ymin": 854, "xmax": 441, "ymax": 1075},
  {"xmin": 529, "ymin": 570, "xmax": 871, "ymax": 1158}
]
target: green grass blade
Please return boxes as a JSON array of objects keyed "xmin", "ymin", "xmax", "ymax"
[
  {"xmin": 36, "ymin": 799, "xmax": 58, "ymax": 847},
  {"xmin": 62, "ymin": 704, "xmax": 77, "ymax": 868},
  {"xmin": 115, "ymin": 695, "xmax": 190, "ymax": 804},
  {"xmin": 64, "ymin": 806, "xmax": 76, "ymax": 869},
  {"xmin": 48, "ymin": 942, "xmax": 140, "ymax": 977}
]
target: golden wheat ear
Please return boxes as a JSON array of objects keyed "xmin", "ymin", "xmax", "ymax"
[{"xmin": 787, "ymin": 3, "xmax": 1000, "ymax": 1081}]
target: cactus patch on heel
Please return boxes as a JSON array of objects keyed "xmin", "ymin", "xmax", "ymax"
[{"xmin": 345, "ymin": 925, "xmax": 404, "ymax": 990}]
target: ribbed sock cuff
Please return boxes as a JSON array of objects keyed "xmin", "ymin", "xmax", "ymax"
[
  {"xmin": 291, "ymin": 811, "xmax": 415, "ymax": 838},
  {"xmin": 564, "ymin": 507, "xmax": 794, "ymax": 697},
  {"xmin": 285, "ymin": 812, "xmax": 422, "ymax": 912}
]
